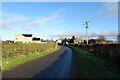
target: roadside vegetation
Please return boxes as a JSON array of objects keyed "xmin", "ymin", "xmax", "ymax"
[
  {"xmin": 78, "ymin": 44, "xmax": 120, "ymax": 68},
  {"xmin": 2, "ymin": 42, "xmax": 59, "ymax": 72},
  {"xmin": 69, "ymin": 46, "xmax": 120, "ymax": 78}
]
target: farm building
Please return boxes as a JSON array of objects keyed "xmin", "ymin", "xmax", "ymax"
[
  {"xmin": 74, "ymin": 38, "xmax": 84, "ymax": 45},
  {"xmin": 14, "ymin": 34, "xmax": 41, "ymax": 43},
  {"xmin": 55, "ymin": 39, "xmax": 62, "ymax": 44}
]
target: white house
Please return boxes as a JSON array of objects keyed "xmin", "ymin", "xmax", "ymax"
[
  {"xmin": 74, "ymin": 38, "xmax": 84, "ymax": 45},
  {"xmin": 14, "ymin": 34, "xmax": 41, "ymax": 43},
  {"xmin": 55, "ymin": 39, "xmax": 62, "ymax": 44}
]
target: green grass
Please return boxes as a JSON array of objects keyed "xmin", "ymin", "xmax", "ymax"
[
  {"xmin": 2, "ymin": 46, "xmax": 60, "ymax": 72},
  {"xmin": 70, "ymin": 46, "xmax": 120, "ymax": 78}
]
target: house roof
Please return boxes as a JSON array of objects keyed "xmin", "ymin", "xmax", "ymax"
[
  {"xmin": 22, "ymin": 34, "xmax": 32, "ymax": 37},
  {"xmin": 32, "ymin": 38, "xmax": 40, "ymax": 41}
]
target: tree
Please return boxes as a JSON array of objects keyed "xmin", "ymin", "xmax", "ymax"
[
  {"xmin": 71, "ymin": 36, "xmax": 75, "ymax": 43},
  {"xmin": 84, "ymin": 40, "xmax": 87, "ymax": 44},
  {"xmin": 88, "ymin": 39, "xmax": 96, "ymax": 44},
  {"xmin": 97, "ymin": 35, "xmax": 106, "ymax": 44},
  {"xmin": 72, "ymin": 36, "xmax": 75, "ymax": 40},
  {"xmin": 62, "ymin": 38, "xmax": 68, "ymax": 45}
]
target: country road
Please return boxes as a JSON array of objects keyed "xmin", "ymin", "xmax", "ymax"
[{"xmin": 3, "ymin": 46, "xmax": 74, "ymax": 78}]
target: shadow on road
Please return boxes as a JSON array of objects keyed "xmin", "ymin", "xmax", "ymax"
[{"xmin": 33, "ymin": 47, "xmax": 72, "ymax": 78}]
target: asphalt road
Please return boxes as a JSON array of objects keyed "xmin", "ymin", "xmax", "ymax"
[{"xmin": 3, "ymin": 46, "xmax": 74, "ymax": 78}]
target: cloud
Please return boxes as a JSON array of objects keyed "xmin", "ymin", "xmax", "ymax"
[
  {"xmin": 1, "ymin": 14, "xmax": 29, "ymax": 29},
  {"xmin": 47, "ymin": 31, "xmax": 118, "ymax": 38},
  {"xmin": 3, "ymin": 16, "xmax": 27, "ymax": 27},
  {"xmin": 93, "ymin": 2, "xmax": 118, "ymax": 20},
  {"xmin": 29, "ymin": 14, "xmax": 59, "ymax": 26},
  {"xmin": 28, "ymin": 8, "xmax": 65, "ymax": 27},
  {"xmin": 93, "ymin": 11, "xmax": 104, "ymax": 20},
  {"xmin": 1, "ymin": 8, "xmax": 65, "ymax": 29},
  {"xmin": 105, "ymin": 2, "xmax": 118, "ymax": 17},
  {"xmin": 52, "ymin": 8, "xmax": 66, "ymax": 15},
  {"xmin": 96, "ymin": 31, "xmax": 117, "ymax": 37}
]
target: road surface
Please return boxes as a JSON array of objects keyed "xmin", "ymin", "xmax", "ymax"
[{"xmin": 3, "ymin": 46, "xmax": 74, "ymax": 78}]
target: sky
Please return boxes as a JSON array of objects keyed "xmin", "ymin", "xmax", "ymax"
[
  {"xmin": 1, "ymin": 2, "xmax": 119, "ymax": 41},
  {"xmin": 1, "ymin": 0, "xmax": 120, "ymax": 2}
]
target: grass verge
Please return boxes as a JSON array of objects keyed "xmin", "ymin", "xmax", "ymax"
[
  {"xmin": 69, "ymin": 46, "xmax": 120, "ymax": 78},
  {"xmin": 2, "ymin": 46, "xmax": 60, "ymax": 72}
]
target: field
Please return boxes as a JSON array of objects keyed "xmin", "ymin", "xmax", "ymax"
[{"xmin": 2, "ymin": 42, "xmax": 59, "ymax": 72}]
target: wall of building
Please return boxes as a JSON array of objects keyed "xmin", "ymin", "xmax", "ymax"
[{"xmin": 14, "ymin": 34, "xmax": 41, "ymax": 43}]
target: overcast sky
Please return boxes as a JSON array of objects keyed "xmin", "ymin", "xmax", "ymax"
[{"xmin": 1, "ymin": 2, "xmax": 118, "ymax": 40}]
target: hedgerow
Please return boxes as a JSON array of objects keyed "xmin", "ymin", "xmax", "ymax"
[{"xmin": 2, "ymin": 42, "xmax": 58, "ymax": 59}]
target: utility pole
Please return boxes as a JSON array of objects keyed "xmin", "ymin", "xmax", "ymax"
[{"xmin": 85, "ymin": 21, "xmax": 90, "ymax": 44}]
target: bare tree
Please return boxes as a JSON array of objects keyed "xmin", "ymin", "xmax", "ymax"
[{"xmin": 97, "ymin": 35, "xmax": 106, "ymax": 44}]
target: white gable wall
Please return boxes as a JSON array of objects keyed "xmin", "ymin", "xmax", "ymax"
[{"xmin": 14, "ymin": 34, "xmax": 33, "ymax": 43}]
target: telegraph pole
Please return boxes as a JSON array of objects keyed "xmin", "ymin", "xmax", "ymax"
[{"xmin": 85, "ymin": 21, "xmax": 90, "ymax": 44}]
